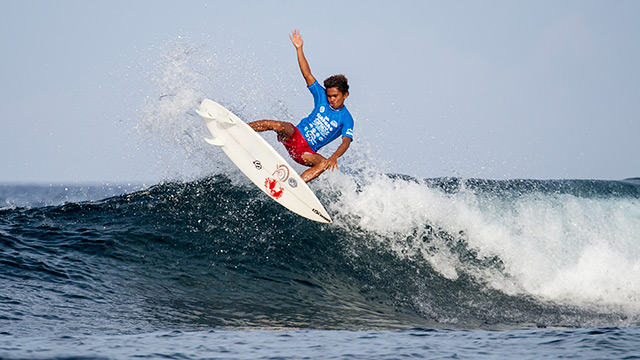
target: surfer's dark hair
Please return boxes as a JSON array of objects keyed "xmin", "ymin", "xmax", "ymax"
[{"xmin": 324, "ymin": 74, "xmax": 349, "ymax": 94}]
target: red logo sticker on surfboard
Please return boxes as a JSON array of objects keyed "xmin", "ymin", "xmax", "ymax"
[{"xmin": 264, "ymin": 177, "xmax": 284, "ymax": 199}]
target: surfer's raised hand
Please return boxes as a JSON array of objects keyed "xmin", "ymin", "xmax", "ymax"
[
  {"xmin": 290, "ymin": 29, "xmax": 315, "ymax": 86},
  {"xmin": 289, "ymin": 29, "xmax": 304, "ymax": 49}
]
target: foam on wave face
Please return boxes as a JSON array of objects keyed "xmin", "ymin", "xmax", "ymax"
[{"xmin": 320, "ymin": 171, "xmax": 640, "ymax": 314}]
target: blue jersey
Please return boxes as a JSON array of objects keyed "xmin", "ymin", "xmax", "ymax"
[{"xmin": 296, "ymin": 81, "xmax": 354, "ymax": 152}]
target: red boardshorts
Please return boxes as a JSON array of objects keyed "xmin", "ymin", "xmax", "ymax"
[{"xmin": 278, "ymin": 124, "xmax": 317, "ymax": 166}]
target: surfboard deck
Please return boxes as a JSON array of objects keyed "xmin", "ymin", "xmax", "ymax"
[{"xmin": 196, "ymin": 99, "xmax": 332, "ymax": 223}]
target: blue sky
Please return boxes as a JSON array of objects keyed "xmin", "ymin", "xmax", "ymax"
[{"xmin": 2, "ymin": 0, "xmax": 638, "ymax": 183}]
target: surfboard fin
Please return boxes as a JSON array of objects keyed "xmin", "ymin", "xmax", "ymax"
[
  {"xmin": 204, "ymin": 137, "xmax": 224, "ymax": 147},
  {"xmin": 195, "ymin": 109, "xmax": 213, "ymax": 120},
  {"xmin": 196, "ymin": 109, "xmax": 235, "ymax": 125},
  {"xmin": 218, "ymin": 112, "xmax": 236, "ymax": 125}
]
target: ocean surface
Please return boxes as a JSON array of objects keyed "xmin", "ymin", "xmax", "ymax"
[{"xmin": 1, "ymin": 175, "xmax": 640, "ymax": 359}]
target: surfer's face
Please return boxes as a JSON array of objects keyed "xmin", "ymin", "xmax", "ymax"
[{"xmin": 326, "ymin": 87, "xmax": 348, "ymax": 109}]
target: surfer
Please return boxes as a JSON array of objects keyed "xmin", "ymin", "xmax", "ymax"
[{"xmin": 249, "ymin": 29, "xmax": 354, "ymax": 183}]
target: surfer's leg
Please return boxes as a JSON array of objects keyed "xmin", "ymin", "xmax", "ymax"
[
  {"xmin": 300, "ymin": 153, "xmax": 329, "ymax": 183},
  {"xmin": 248, "ymin": 120, "xmax": 296, "ymax": 140}
]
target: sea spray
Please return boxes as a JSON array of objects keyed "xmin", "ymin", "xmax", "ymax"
[{"xmin": 137, "ymin": 37, "xmax": 301, "ymax": 183}]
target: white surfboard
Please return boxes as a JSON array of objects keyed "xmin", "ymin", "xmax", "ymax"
[{"xmin": 196, "ymin": 99, "xmax": 332, "ymax": 223}]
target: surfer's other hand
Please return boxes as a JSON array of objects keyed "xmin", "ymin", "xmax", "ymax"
[{"xmin": 324, "ymin": 157, "xmax": 338, "ymax": 172}]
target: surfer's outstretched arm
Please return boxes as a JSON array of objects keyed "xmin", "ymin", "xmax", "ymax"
[
  {"xmin": 289, "ymin": 29, "xmax": 316, "ymax": 86},
  {"xmin": 326, "ymin": 137, "xmax": 352, "ymax": 172}
]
